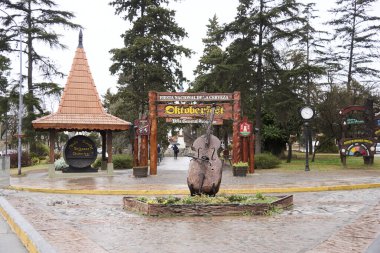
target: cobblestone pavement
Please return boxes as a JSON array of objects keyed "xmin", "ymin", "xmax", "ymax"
[{"xmin": 2, "ymin": 188, "xmax": 380, "ymax": 253}]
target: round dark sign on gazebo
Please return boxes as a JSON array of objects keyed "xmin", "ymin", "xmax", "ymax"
[{"xmin": 63, "ymin": 135, "xmax": 97, "ymax": 171}]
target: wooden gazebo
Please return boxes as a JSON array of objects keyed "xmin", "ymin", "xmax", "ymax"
[{"xmin": 32, "ymin": 31, "xmax": 131, "ymax": 177}]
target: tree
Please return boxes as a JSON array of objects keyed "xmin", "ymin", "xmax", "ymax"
[
  {"xmin": 227, "ymin": 0, "xmax": 306, "ymax": 154},
  {"xmin": 298, "ymin": 3, "xmax": 327, "ymax": 104},
  {"xmin": 326, "ymin": 0, "xmax": 380, "ymax": 91},
  {"xmin": 0, "ymin": 24, "xmax": 15, "ymax": 146},
  {"xmin": 191, "ymin": 15, "xmax": 227, "ymax": 93},
  {"xmin": 0, "ymin": 0, "xmax": 81, "ymax": 151},
  {"xmin": 264, "ymin": 48, "xmax": 307, "ymax": 160},
  {"xmin": 0, "ymin": 54, "xmax": 11, "ymax": 142},
  {"xmin": 109, "ymin": 0, "xmax": 192, "ymax": 117}
]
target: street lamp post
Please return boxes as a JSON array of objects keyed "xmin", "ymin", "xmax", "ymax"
[
  {"xmin": 304, "ymin": 122, "xmax": 310, "ymax": 171},
  {"xmin": 300, "ymin": 106, "xmax": 314, "ymax": 172},
  {"xmin": 0, "ymin": 10, "xmax": 23, "ymax": 175}
]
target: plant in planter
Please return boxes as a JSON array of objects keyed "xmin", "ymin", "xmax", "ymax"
[
  {"xmin": 232, "ymin": 161, "xmax": 249, "ymax": 177},
  {"xmin": 123, "ymin": 194, "xmax": 294, "ymax": 216},
  {"xmin": 133, "ymin": 165, "xmax": 148, "ymax": 177}
]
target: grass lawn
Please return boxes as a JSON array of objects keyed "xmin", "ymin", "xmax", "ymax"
[
  {"xmin": 9, "ymin": 152, "xmax": 380, "ymax": 176},
  {"xmin": 280, "ymin": 151, "xmax": 380, "ymax": 171},
  {"xmin": 10, "ymin": 161, "xmax": 49, "ymax": 176}
]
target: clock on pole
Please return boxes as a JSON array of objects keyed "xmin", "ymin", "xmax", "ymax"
[
  {"xmin": 300, "ymin": 106, "xmax": 314, "ymax": 120},
  {"xmin": 300, "ymin": 106, "xmax": 314, "ymax": 171}
]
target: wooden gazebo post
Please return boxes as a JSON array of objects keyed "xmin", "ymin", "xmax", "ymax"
[
  {"xmin": 101, "ymin": 131, "xmax": 107, "ymax": 170},
  {"xmin": 48, "ymin": 129, "xmax": 56, "ymax": 177},
  {"xmin": 106, "ymin": 131, "xmax": 113, "ymax": 174}
]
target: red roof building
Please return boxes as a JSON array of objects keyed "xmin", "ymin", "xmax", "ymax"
[{"xmin": 33, "ymin": 31, "xmax": 131, "ymax": 176}]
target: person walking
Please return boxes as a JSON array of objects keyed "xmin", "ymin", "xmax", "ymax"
[
  {"xmin": 172, "ymin": 144, "xmax": 179, "ymax": 159},
  {"xmin": 157, "ymin": 144, "xmax": 161, "ymax": 164}
]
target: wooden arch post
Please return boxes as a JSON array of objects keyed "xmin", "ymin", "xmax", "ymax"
[
  {"xmin": 232, "ymin": 91, "xmax": 241, "ymax": 164},
  {"xmin": 149, "ymin": 91, "xmax": 158, "ymax": 175}
]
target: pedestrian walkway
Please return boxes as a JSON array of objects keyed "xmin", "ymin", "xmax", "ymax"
[{"xmin": 7, "ymin": 157, "xmax": 380, "ymax": 195}]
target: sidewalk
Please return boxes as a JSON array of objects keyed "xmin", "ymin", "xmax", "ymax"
[
  {"xmin": 8, "ymin": 157, "xmax": 380, "ymax": 195},
  {"xmin": 0, "ymin": 214, "xmax": 27, "ymax": 253}
]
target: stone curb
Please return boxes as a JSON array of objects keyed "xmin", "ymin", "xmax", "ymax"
[
  {"xmin": 0, "ymin": 197, "xmax": 56, "ymax": 253},
  {"xmin": 7, "ymin": 182, "xmax": 380, "ymax": 195}
]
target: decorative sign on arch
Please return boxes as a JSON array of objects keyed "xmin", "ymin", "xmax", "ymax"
[
  {"xmin": 339, "ymin": 99, "xmax": 376, "ymax": 166},
  {"xmin": 148, "ymin": 91, "xmax": 242, "ymax": 175},
  {"xmin": 157, "ymin": 103, "xmax": 233, "ymax": 124}
]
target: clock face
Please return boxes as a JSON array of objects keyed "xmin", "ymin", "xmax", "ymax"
[{"xmin": 300, "ymin": 107, "xmax": 314, "ymax": 120}]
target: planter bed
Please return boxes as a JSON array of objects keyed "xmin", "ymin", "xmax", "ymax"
[{"xmin": 123, "ymin": 195, "xmax": 293, "ymax": 216}]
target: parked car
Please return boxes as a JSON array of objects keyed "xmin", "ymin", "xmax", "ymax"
[
  {"xmin": 0, "ymin": 149, "xmax": 17, "ymax": 156},
  {"xmin": 376, "ymin": 143, "xmax": 380, "ymax": 154}
]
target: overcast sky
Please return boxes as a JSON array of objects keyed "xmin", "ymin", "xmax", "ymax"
[
  {"xmin": 48, "ymin": 0, "xmax": 239, "ymax": 96},
  {"xmin": 7, "ymin": 0, "xmax": 380, "ymax": 98}
]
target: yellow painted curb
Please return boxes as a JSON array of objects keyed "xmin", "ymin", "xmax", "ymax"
[
  {"xmin": 0, "ymin": 205, "xmax": 38, "ymax": 253},
  {"xmin": 8, "ymin": 183, "xmax": 380, "ymax": 195}
]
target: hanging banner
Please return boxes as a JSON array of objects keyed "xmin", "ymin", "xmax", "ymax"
[
  {"xmin": 134, "ymin": 119, "xmax": 150, "ymax": 136},
  {"xmin": 165, "ymin": 118, "xmax": 223, "ymax": 125},
  {"xmin": 157, "ymin": 103, "xmax": 233, "ymax": 120},
  {"xmin": 157, "ymin": 92, "xmax": 233, "ymax": 102},
  {"xmin": 239, "ymin": 121, "xmax": 253, "ymax": 137}
]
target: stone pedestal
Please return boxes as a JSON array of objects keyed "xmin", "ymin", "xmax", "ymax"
[{"xmin": 0, "ymin": 156, "xmax": 10, "ymax": 187}]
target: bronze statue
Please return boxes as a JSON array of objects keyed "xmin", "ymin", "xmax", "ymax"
[{"xmin": 187, "ymin": 104, "xmax": 223, "ymax": 196}]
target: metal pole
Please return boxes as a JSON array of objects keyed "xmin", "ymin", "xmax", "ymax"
[
  {"xmin": 17, "ymin": 27, "xmax": 22, "ymax": 175},
  {"xmin": 0, "ymin": 10, "xmax": 23, "ymax": 174},
  {"xmin": 305, "ymin": 122, "xmax": 310, "ymax": 171}
]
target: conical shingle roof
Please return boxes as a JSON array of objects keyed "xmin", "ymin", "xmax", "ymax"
[{"xmin": 33, "ymin": 32, "xmax": 131, "ymax": 131}]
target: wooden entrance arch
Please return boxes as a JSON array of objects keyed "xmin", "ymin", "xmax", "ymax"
[{"xmin": 148, "ymin": 91, "xmax": 241, "ymax": 175}]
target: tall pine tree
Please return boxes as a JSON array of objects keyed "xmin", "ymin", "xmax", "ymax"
[
  {"xmin": 0, "ymin": 0, "xmax": 81, "ymax": 151},
  {"xmin": 326, "ymin": 0, "xmax": 380, "ymax": 91},
  {"xmin": 227, "ymin": 0, "xmax": 305, "ymax": 153},
  {"xmin": 109, "ymin": 0, "xmax": 192, "ymax": 116}
]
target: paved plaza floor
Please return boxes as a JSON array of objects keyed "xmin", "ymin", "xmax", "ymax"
[{"xmin": 2, "ymin": 157, "xmax": 380, "ymax": 252}]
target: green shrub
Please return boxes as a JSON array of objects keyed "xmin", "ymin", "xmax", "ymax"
[
  {"xmin": 54, "ymin": 158, "xmax": 68, "ymax": 171},
  {"xmin": 92, "ymin": 154, "xmax": 133, "ymax": 170},
  {"xmin": 255, "ymin": 153, "xmax": 280, "ymax": 169},
  {"xmin": 31, "ymin": 157, "xmax": 39, "ymax": 165},
  {"xmin": 113, "ymin": 154, "xmax": 133, "ymax": 169},
  {"xmin": 54, "ymin": 152, "xmax": 61, "ymax": 160},
  {"xmin": 92, "ymin": 158, "xmax": 102, "ymax": 169},
  {"xmin": 9, "ymin": 152, "xmax": 32, "ymax": 168},
  {"xmin": 35, "ymin": 142, "xmax": 49, "ymax": 157},
  {"xmin": 232, "ymin": 161, "xmax": 249, "ymax": 167},
  {"xmin": 137, "ymin": 194, "xmax": 279, "ymax": 205},
  {"xmin": 316, "ymin": 137, "xmax": 339, "ymax": 153}
]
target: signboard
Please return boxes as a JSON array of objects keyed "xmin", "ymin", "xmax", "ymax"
[
  {"xmin": 165, "ymin": 118, "xmax": 223, "ymax": 125},
  {"xmin": 157, "ymin": 92, "xmax": 233, "ymax": 102},
  {"xmin": 157, "ymin": 103, "xmax": 232, "ymax": 120},
  {"xmin": 343, "ymin": 139, "xmax": 374, "ymax": 145},
  {"xmin": 134, "ymin": 119, "xmax": 150, "ymax": 136},
  {"xmin": 63, "ymin": 135, "xmax": 97, "ymax": 168},
  {"xmin": 346, "ymin": 143, "xmax": 370, "ymax": 156},
  {"xmin": 239, "ymin": 121, "xmax": 253, "ymax": 137},
  {"xmin": 346, "ymin": 118, "xmax": 365, "ymax": 125}
]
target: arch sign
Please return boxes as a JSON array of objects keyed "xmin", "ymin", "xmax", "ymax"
[
  {"xmin": 148, "ymin": 91, "xmax": 242, "ymax": 175},
  {"xmin": 339, "ymin": 99, "xmax": 375, "ymax": 166}
]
